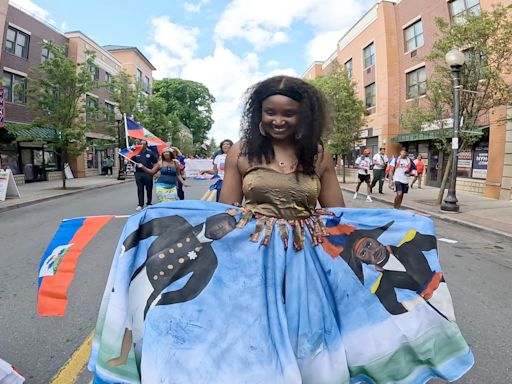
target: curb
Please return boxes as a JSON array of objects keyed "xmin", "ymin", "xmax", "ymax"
[
  {"xmin": 340, "ymin": 185, "xmax": 512, "ymax": 241},
  {"xmin": 0, "ymin": 179, "xmax": 132, "ymax": 214}
]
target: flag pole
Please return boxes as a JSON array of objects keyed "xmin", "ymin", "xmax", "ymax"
[{"xmin": 123, "ymin": 113, "xmax": 129, "ymax": 148}]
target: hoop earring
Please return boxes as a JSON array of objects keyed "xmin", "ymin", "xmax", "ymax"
[
  {"xmin": 259, "ymin": 122, "xmax": 267, "ymax": 137},
  {"xmin": 295, "ymin": 132, "xmax": 303, "ymax": 140}
]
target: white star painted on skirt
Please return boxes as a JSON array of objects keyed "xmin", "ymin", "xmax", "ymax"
[{"xmin": 187, "ymin": 251, "xmax": 198, "ymax": 260}]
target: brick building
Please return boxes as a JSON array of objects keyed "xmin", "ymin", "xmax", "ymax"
[{"xmin": 304, "ymin": 0, "xmax": 511, "ymax": 200}]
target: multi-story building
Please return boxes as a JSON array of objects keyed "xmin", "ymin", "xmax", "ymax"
[
  {"xmin": 65, "ymin": 31, "xmax": 124, "ymax": 178},
  {"xmin": 103, "ymin": 45, "xmax": 155, "ymax": 95},
  {"xmin": 0, "ymin": 2, "xmax": 68, "ymax": 184},
  {"xmin": 304, "ymin": 0, "xmax": 511, "ymax": 200}
]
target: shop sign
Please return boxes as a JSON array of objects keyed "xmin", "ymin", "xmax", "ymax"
[
  {"xmin": 472, "ymin": 144, "xmax": 488, "ymax": 179},
  {"xmin": 0, "ymin": 87, "xmax": 5, "ymax": 128},
  {"xmin": 457, "ymin": 151, "xmax": 472, "ymax": 170}
]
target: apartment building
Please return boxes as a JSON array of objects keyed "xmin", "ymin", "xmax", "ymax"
[
  {"xmin": 0, "ymin": 2, "xmax": 68, "ymax": 184},
  {"xmin": 103, "ymin": 45, "xmax": 155, "ymax": 95},
  {"xmin": 65, "ymin": 31, "xmax": 124, "ymax": 178},
  {"xmin": 304, "ymin": 0, "xmax": 511, "ymax": 200}
]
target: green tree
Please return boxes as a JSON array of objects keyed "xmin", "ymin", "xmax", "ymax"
[
  {"xmin": 26, "ymin": 41, "xmax": 98, "ymax": 189},
  {"xmin": 400, "ymin": 4, "xmax": 512, "ymax": 203},
  {"xmin": 134, "ymin": 95, "xmax": 175, "ymax": 143},
  {"xmin": 311, "ymin": 65, "xmax": 367, "ymax": 182},
  {"xmin": 108, "ymin": 71, "xmax": 139, "ymax": 117},
  {"xmin": 153, "ymin": 78, "xmax": 215, "ymax": 144}
]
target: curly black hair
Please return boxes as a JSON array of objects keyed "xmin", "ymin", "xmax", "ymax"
[
  {"xmin": 219, "ymin": 139, "xmax": 234, "ymax": 153},
  {"xmin": 240, "ymin": 75, "xmax": 330, "ymax": 175}
]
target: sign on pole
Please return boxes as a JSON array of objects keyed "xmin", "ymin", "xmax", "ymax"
[
  {"xmin": 0, "ymin": 86, "xmax": 5, "ymax": 128},
  {"xmin": 0, "ymin": 169, "xmax": 21, "ymax": 202}
]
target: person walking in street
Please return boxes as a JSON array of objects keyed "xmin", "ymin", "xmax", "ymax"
[
  {"xmin": 137, "ymin": 147, "xmax": 187, "ymax": 203},
  {"xmin": 388, "ymin": 148, "xmax": 413, "ymax": 209},
  {"xmin": 172, "ymin": 146, "xmax": 186, "ymax": 200},
  {"xmin": 133, "ymin": 140, "xmax": 157, "ymax": 211},
  {"xmin": 370, "ymin": 147, "xmax": 388, "ymax": 194},
  {"xmin": 201, "ymin": 139, "xmax": 233, "ymax": 201},
  {"xmin": 353, "ymin": 148, "xmax": 373, "ymax": 202},
  {"xmin": 410, "ymin": 154, "xmax": 425, "ymax": 189}
]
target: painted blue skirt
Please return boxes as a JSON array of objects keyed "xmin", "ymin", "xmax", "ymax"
[{"xmin": 88, "ymin": 201, "xmax": 473, "ymax": 383}]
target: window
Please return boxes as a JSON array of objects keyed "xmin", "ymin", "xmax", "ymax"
[
  {"xmin": 404, "ymin": 20, "xmax": 424, "ymax": 52},
  {"xmin": 136, "ymin": 68, "xmax": 142, "ymax": 83},
  {"xmin": 5, "ymin": 27, "xmax": 30, "ymax": 59},
  {"xmin": 344, "ymin": 59, "xmax": 353, "ymax": 79},
  {"xmin": 41, "ymin": 47, "xmax": 54, "ymax": 63},
  {"xmin": 86, "ymin": 95, "xmax": 99, "ymax": 121},
  {"xmin": 365, "ymin": 83, "xmax": 376, "ymax": 108},
  {"xmin": 363, "ymin": 42, "xmax": 375, "ymax": 69},
  {"xmin": 88, "ymin": 64, "xmax": 99, "ymax": 81},
  {"xmin": 105, "ymin": 72, "xmax": 112, "ymax": 83},
  {"xmin": 406, "ymin": 67, "xmax": 427, "ymax": 99},
  {"xmin": 143, "ymin": 76, "xmax": 150, "ymax": 93},
  {"xmin": 450, "ymin": 0, "xmax": 481, "ymax": 23},
  {"xmin": 104, "ymin": 102, "xmax": 115, "ymax": 121},
  {"xmin": 3, "ymin": 72, "xmax": 26, "ymax": 104}
]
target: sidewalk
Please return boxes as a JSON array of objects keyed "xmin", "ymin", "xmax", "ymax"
[
  {"xmin": 0, "ymin": 175, "xmax": 131, "ymax": 213},
  {"xmin": 340, "ymin": 178, "xmax": 512, "ymax": 239}
]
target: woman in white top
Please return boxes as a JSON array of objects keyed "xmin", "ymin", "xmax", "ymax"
[{"xmin": 201, "ymin": 139, "xmax": 233, "ymax": 201}]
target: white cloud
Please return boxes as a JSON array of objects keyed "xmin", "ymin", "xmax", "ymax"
[
  {"xmin": 10, "ymin": 0, "xmax": 50, "ymax": 21},
  {"xmin": 183, "ymin": 0, "xmax": 210, "ymax": 13},
  {"xmin": 60, "ymin": 21, "xmax": 68, "ymax": 31}
]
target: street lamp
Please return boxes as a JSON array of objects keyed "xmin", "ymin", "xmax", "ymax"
[
  {"xmin": 441, "ymin": 48, "xmax": 465, "ymax": 212},
  {"xmin": 115, "ymin": 109, "xmax": 125, "ymax": 180}
]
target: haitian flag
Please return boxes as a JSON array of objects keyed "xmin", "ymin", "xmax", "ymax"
[
  {"xmin": 119, "ymin": 145, "xmax": 143, "ymax": 160},
  {"xmin": 126, "ymin": 117, "xmax": 167, "ymax": 149},
  {"xmin": 37, "ymin": 216, "xmax": 113, "ymax": 316}
]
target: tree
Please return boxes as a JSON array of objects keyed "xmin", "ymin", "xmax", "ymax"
[
  {"xmin": 26, "ymin": 41, "xmax": 98, "ymax": 189},
  {"xmin": 108, "ymin": 71, "xmax": 139, "ymax": 117},
  {"xmin": 135, "ymin": 95, "xmax": 176, "ymax": 143},
  {"xmin": 400, "ymin": 5, "xmax": 512, "ymax": 203},
  {"xmin": 311, "ymin": 65, "xmax": 367, "ymax": 183},
  {"xmin": 153, "ymin": 78, "xmax": 215, "ymax": 144}
]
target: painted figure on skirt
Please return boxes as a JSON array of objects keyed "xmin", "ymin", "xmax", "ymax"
[
  {"xmin": 200, "ymin": 139, "xmax": 233, "ymax": 201},
  {"xmin": 89, "ymin": 75, "xmax": 473, "ymax": 384}
]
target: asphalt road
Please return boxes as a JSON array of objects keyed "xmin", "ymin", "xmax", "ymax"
[{"xmin": 0, "ymin": 179, "xmax": 510, "ymax": 383}]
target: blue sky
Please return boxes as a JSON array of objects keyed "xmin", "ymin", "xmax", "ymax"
[{"xmin": 11, "ymin": 0, "xmax": 377, "ymax": 142}]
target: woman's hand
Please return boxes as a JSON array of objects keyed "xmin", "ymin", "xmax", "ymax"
[{"xmin": 136, "ymin": 163, "xmax": 143, "ymax": 168}]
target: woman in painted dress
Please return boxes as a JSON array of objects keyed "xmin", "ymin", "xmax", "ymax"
[
  {"xmin": 89, "ymin": 76, "xmax": 473, "ymax": 384},
  {"xmin": 136, "ymin": 147, "xmax": 187, "ymax": 203}
]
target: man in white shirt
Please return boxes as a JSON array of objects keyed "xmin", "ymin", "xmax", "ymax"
[
  {"xmin": 354, "ymin": 148, "xmax": 373, "ymax": 202},
  {"xmin": 370, "ymin": 147, "xmax": 388, "ymax": 194},
  {"xmin": 388, "ymin": 148, "xmax": 412, "ymax": 209}
]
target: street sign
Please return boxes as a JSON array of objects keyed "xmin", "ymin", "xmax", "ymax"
[
  {"xmin": 0, "ymin": 169, "xmax": 21, "ymax": 201},
  {"xmin": 0, "ymin": 86, "xmax": 5, "ymax": 128}
]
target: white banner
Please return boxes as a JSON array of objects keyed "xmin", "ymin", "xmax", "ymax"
[
  {"xmin": 184, "ymin": 159, "xmax": 214, "ymax": 178},
  {"xmin": 0, "ymin": 169, "xmax": 21, "ymax": 201}
]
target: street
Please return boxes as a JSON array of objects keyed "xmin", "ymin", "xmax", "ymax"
[{"xmin": 0, "ymin": 179, "xmax": 510, "ymax": 383}]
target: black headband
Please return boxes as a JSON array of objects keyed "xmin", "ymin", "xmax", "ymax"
[{"xmin": 261, "ymin": 88, "xmax": 303, "ymax": 102}]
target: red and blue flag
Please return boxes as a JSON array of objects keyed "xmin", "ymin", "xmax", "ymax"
[
  {"xmin": 126, "ymin": 117, "xmax": 167, "ymax": 149},
  {"xmin": 37, "ymin": 216, "xmax": 113, "ymax": 316}
]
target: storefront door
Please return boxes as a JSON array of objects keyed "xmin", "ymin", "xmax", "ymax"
[{"xmin": 427, "ymin": 145, "xmax": 449, "ymax": 187}]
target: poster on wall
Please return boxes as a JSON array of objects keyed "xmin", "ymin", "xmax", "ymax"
[
  {"xmin": 457, "ymin": 150, "xmax": 473, "ymax": 178},
  {"xmin": 472, "ymin": 144, "xmax": 488, "ymax": 179},
  {"xmin": 0, "ymin": 169, "xmax": 21, "ymax": 202},
  {"xmin": 0, "ymin": 86, "xmax": 5, "ymax": 128}
]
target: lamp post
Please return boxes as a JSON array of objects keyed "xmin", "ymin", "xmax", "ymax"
[
  {"xmin": 115, "ymin": 109, "xmax": 125, "ymax": 180},
  {"xmin": 441, "ymin": 48, "xmax": 465, "ymax": 212}
]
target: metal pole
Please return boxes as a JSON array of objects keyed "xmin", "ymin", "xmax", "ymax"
[
  {"xmin": 117, "ymin": 119, "xmax": 125, "ymax": 180},
  {"xmin": 441, "ymin": 65, "xmax": 461, "ymax": 212}
]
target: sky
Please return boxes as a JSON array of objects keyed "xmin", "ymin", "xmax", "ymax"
[{"xmin": 10, "ymin": 0, "xmax": 377, "ymax": 143}]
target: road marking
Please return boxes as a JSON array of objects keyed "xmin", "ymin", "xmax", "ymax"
[
  {"xmin": 50, "ymin": 331, "xmax": 93, "ymax": 384},
  {"xmin": 438, "ymin": 238, "xmax": 458, "ymax": 244}
]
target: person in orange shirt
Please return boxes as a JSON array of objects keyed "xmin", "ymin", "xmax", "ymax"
[{"xmin": 410, "ymin": 154, "xmax": 425, "ymax": 189}]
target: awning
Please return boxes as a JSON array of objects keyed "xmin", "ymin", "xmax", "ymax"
[
  {"xmin": 5, "ymin": 122, "xmax": 57, "ymax": 142},
  {"xmin": 391, "ymin": 130, "xmax": 447, "ymax": 143}
]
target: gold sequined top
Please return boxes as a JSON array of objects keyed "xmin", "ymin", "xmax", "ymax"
[{"xmin": 242, "ymin": 166, "xmax": 321, "ymax": 220}]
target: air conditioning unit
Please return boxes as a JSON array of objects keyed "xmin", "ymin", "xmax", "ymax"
[
  {"xmin": 410, "ymin": 50, "xmax": 417, "ymax": 58},
  {"xmin": 366, "ymin": 67, "xmax": 372, "ymax": 74}
]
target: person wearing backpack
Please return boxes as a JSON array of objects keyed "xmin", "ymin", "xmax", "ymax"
[
  {"xmin": 388, "ymin": 148, "xmax": 413, "ymax": 209},
  {"xmin": 370, "ymin": 147, "xmax": 388, "ymax": 194}
]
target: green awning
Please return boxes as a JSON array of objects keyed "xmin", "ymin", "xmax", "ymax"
[
  {"xmin": 5, "ymin": 122, "xmax": 57, "ymax": 142},
  {"xmin": 391, "ymin": 130, "xmax": 447, "ymax": 143}
]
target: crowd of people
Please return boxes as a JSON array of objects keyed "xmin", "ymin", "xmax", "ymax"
[{"xmin": 88, "ymin": 75, "xmax": 472, "ymax": 384}]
